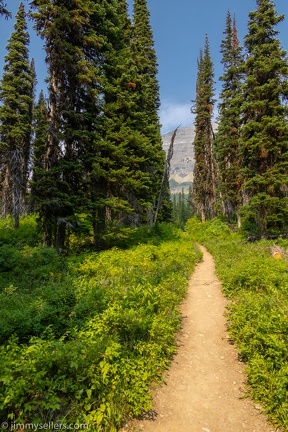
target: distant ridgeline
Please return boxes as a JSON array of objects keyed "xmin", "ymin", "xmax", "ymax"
[{"xmin": 162, "ymin": 126, "xmax": 195, "ymax": 194}]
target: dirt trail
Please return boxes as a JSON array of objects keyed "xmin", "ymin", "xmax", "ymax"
[{"xmin": 124, "ymin": 245, "xmax": 276, "ymax": 432}]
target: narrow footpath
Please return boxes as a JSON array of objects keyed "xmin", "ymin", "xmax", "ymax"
[{"xmin": 125, "ymin": 245, "xmax": 276, "ymax": 432}]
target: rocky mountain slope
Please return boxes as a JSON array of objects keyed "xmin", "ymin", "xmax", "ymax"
[{"xmin": 162, "ymin": 126, "xmax": 195, "ymax": 193}]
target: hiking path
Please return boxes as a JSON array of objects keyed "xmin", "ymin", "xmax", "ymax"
[{"xmin": 123, "ymin": 245, "xmax": 277, "ymax": 432}]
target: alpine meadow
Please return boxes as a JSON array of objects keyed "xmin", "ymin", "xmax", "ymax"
[{"xmin": 0, "ymin": 0, "xmax": 288, "ymax": 431}]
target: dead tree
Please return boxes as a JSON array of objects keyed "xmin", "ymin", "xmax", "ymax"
[{"xmin": 152, "ymin": 125, "xmax": 180, "ymax": 226}]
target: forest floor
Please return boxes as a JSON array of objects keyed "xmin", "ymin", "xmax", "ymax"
[{"xmin": 122, "ymin": 245, "xmax": 278, "ymax": 432}]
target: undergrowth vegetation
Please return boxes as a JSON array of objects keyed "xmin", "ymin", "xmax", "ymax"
[
  {"xmin": 187, "ymin": 218, "xmax": 288, "ymax": 430},
  {"xmin": 0, "ymin": 216, "xmax": 201, "ymax": 431}
]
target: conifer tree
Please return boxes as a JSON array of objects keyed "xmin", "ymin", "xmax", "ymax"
[
  {"xmin": 131, "ymin": 0, "xmax": 165, "ymax": 223},
  {"xmin": 216, "ymin": 11, "xmax": 244, "ymax": 225},
  {"xmin": 0, "ymin": 2, "xmax": 35, "ymax": 228},
  {"xmin": 99, "ymin": 0, "xmax": 165, "ymax": 233},
  {"xmin": 192, "ymin": 36, "xmax": 217, "ymax": 221},
  {"xmin": 241, "ymin": 0, "xmax": 288, "ymax": 236},
  {"xmin": 172, "ymin": 188, "xmax": 192, "ymax": 228},
  {"xmin": 30, "ymin": 0, "xmax": 104, "ymax": 248},
  {"xmin": 99, "ymin": 0, "xmax": 155, "ymax": 236},
  {"xmin": 132, "ymin": 0, "xmax": 161, "ymax": 126}
]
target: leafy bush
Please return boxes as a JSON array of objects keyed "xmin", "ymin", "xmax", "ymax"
[
  {"xmin": 0, "ymin": 245, "xmax": 64, "ymax": 290},
  {"xmin": 0, "ymin": 215, "xmax": 40, "ymax": 247},
  {"xmin": 0, "ymin": 222, "xmax": 201, "ymax": 430}
]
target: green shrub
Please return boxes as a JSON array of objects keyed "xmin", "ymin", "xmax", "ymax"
[
  {"xmin": 0, "ymin": 245, "xmax": 18, "ymax": 272},
  {"xmin": 0, "ymin": 245, "xmax": 65, "ymax": 291},
  {"xmin": 0, "ymin": 223, "xmax": 202, "ymax": 430},
  {"xmin": 0, "ymin": 215, "xmax": 39, "ymax": 247}
]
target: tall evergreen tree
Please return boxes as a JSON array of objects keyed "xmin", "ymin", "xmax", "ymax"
[
  {"xmin": 99, "ymin": 0, "xmax": 156, "ymax": 237},
  {"xmin": 241, "ymin": 0, "xmax": 288, "ymax": 236},
  {"xmin": 216, "ymin": 11, "xmax": 244, "ymax": 225},
  {"xmin": 99, "ymin": 0, "xmax": 165, "ymax": 233},
  {"xmin": 0, "ymin": 2, "xmax": 35, "ymax": 228},
  {"xmin": 131, "ymin": 0, "xmax": 165, "ymax": 224},
  {"xmin": 30, "ymin": 0, "xmax": 104, "ymax": 248},
  {"xmin": 191, "ymin": 36, "xmax": 217, "ymax": 221}
]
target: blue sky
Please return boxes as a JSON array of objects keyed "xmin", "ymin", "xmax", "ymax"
[{"xmin": 1, "ymin": 0, "xmax": 288, "ymax": 133}]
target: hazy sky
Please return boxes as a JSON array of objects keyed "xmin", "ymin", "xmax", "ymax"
[{"xmin": 1, "ymin": 0, "xmax": 288, "ymax": 133}]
